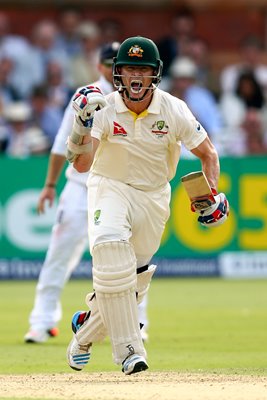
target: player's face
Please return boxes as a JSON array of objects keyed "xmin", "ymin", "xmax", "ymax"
[{"xmin": 120, "ymin": 65, "xmax": 154, "ymax": 100}]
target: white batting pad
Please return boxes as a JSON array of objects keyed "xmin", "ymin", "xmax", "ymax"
[
  {"xmin": 92, "ymin": 241, "xmax": 146, "ymax": 365},
  {"xmin": 76, "ymin": 292, "xmax": 107, "ymax": 345}
]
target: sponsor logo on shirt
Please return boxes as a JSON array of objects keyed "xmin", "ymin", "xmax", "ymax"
[
  {"xmin": 113, "ymin": 121, "xmax": 127, "ymax": 136},
  {"xmin": 151, "ymin": 120, "xmax": 169, "ymax": 137}
]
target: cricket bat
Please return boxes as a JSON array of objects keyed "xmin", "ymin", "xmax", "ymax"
[{"xmin": 181, "ymin": 171, "xmax": 216, "ymax": 211}]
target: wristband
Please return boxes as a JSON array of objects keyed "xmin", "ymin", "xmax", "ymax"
[{"xmin": 45, "ymin": 183, "xmax": 56, "ymax": 188}]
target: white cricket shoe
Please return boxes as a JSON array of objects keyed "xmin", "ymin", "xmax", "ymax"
[
  {"xmin": 24, "ymin": 327, "xmax": 59, "ymax": 343},
  {"xmin": 122, "ymin": 354, "xmax": 148, "ymax": 375},
  {"xmin": 67, "ymin": 335, "xmax": 91, "ymax": 371}
]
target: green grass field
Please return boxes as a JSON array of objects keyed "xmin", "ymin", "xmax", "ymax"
[{"xmin": 1, "ymin": 277, "xmax": 267, "ymax": 376}]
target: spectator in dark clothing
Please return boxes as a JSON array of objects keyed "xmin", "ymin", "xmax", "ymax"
[
  {"xmin": 235, "ymin": 71, "xmax": 265, "ymax": 109},
  {"xmin": 157, "ymin": 8, "xmax": 195, "ymax": 77}
]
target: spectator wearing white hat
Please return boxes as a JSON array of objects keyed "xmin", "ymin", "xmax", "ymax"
[{"xmin": 2, "ymin": 101, "xmax": 50, "ymax": 157}]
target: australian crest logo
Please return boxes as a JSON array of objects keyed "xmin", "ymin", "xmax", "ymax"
[
  {"xmin": 94, "ymin": 209, "xmax": 101, "ymax": 225},
  {"xmin": 151, "ymin": 120, "xmax": 169, "ymax": 137},
  {"xmin": 128, "ymin": 45, "xmax": 144, "ymax": 58}
]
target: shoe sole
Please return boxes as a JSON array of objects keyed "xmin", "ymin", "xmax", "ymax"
[
  {"xmin": 123, "ymin": 361, "xmax": 149, "ymax": 375},
  {"xmin": 69, "ymin": 365, "xmax": 83, "ymax": 372}
]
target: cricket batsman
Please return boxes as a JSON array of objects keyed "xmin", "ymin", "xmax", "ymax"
[{"xmin": 65, "ymin": 36, "xmax": 229, "ymax": 375}]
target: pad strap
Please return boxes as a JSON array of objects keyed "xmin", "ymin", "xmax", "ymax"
[
  {"xmin": 76, "ymin": 291, "xmax": 107, "ymax": 345},
  {"xmin": 136, "ymin": 264, "xmax": 157, "ymax": 304}
]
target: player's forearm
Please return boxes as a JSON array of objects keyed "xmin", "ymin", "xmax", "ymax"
[
  {"xmin": 73, "ymin": 136, "xmax": 96, "ymax": 172},
  {"xmin": 45, "ymin": 153, "xmax": 66, "ymax": 187},
  {"xmin": 201, "ymin": 151, "xmax": 220, "ymax": 190},
  {"xmin": 191, "ymin": 137, "xmax": 220, "ymax": 190}
]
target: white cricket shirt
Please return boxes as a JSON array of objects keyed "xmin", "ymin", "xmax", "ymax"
[{"xmin": 90, "ymin": 88, "xmax": 207, "ymax": 191}]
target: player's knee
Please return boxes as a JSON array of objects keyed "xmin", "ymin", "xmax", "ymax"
[{"xmin": 92, "ymin": 241, "xmax": 137, "ymax": 294}]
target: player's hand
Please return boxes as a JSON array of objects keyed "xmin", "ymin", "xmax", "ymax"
[
  {"xmin": 197, "ymin": 192, "xmax": 229, "ymax": 227},
  {"xmin": 37, "ymin": 186, "xmax": 56, "ymax": 214},
  {"xmin": 72, "ymin": 86, "xmax": 106, "ymax": 127}
]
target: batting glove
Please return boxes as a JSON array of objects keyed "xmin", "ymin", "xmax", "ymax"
[
  {"xmin": 196, "ymin": 192, "xmax": 229, "ymax": 227},
  {"xmin": 72, "ymin": 85, "xmax": 107, "ymax": 127}
]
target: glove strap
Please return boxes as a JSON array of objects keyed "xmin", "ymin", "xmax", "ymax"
[
  {"xmin": 67, "ymin": 137, "xmax": 92, "ymax": 155},
  {"xmin": 74, "ymin": 116, "xmax": 92, "ymax": 135}
]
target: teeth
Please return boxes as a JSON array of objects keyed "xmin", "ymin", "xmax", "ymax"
[{"xmin": 130, "ymin": 80, "xmax": 143, "ymax": 93}]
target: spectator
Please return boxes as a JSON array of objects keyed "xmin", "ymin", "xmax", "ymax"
[
  {"xmin": 219, "ymin": 71, "xmax": 267, "ymax": 155},
  {"xmin": 220, "ymin": 35, "xmax": 267, "ymax": 95},
  {"xmin": 2, "ymin": 101, "xmax": 50, "ymax": 157},
  {"xmin": 187, "ymin": 36, "xmax": 220, "ymax": 98},
  {"xmin": 29, "ymin": 85, "xmax": 63, "ymax": 148},
  {"xmin": 98, "ymin": 18, "xmax": 122, "ymax": 45},
  {"xmin": 169, "ymin": 56, "xmax": 223, "ymax": 153},
  {"xmin": 235, "ymin": 71, "xmax": 265, "ymax": 109},
  {"xmin": 69, "ymin": 21, "xmax": 101, "ymax": 87},
  {"xmin": 0, "ymin": 12, "xmax": 35, "ymax": 98},
  {"xmin": 45, "ymin": 60, "xmax": 74, "ymax": 111},
  {"xmin": 157, "ymin": 8, "xmax": 195, "ymax": 78},
  {"xmin": 0, "ymin": 56, "xmax": 21, "ymax": 104},
  {"xmin": 242, "ymin": 109, "xmax": 267, "ymax": 155},
  {"xmin": 55, "ymin": 8, "xmax": 82, "ymax": 57},
  {"xmin": 29, "ymin": 19, "xmax": 70, "ymax": 89}
]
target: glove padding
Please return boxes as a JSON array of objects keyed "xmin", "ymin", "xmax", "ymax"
[
  {"xmin": 197, "ymin": 193, "xmax": 229, "ymax": 227},
  {"xmin": 72, "ymin": 85, "xmax": 106, "ymax": 127}
]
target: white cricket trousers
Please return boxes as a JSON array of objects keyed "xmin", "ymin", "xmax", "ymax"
[
  {"xmin": 29, "ymin": 180, "xmax": 88, "ymax": 330},
  {"xmin": 87, "ymin": 174, "xmax": 171, "ymax": 265}
]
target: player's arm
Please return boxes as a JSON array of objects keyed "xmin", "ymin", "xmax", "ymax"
[
  {"xmin": 37, "ymin": 153, "xmax": 66, "ymax": 214},
  {"xmin": 190, "ymin": 136, "xmax": 220, "ymax": 190},
  {"xmin": 73, "ymin": 136, "xmax": 99, "ymax": 173},
  {"xmin": 188, "ymin": 136, "xmax": 229, "ymax": 227}
]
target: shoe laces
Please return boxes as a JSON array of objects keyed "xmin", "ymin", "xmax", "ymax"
[{"xmin": 78, "ymin": 343, "xmax": 91, "ymax": 352}]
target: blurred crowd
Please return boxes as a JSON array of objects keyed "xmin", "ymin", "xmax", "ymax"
[{"xmin": 0, "ymin": 8, "xmax": 267, "ymax": 158}]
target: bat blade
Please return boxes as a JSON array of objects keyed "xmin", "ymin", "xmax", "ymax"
[{"xmin": 181, "ymin": 171, "xmax": 216, "ymax": 211}]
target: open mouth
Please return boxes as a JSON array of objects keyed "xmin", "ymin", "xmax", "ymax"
[{"xmin": 130, "ymin": 80, "xmax": 143, "ymax": 94}]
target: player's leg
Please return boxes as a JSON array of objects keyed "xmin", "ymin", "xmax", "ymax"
[
  {"xmin": 67, "ymin": 175, "xmax": 148, "ymax": 374},
  {"xmin": 92, "ymin": 241, "xmax": 147, "ymax": 373},
  {"xmin": 68, "ymin": 263, "xmax": 156, "ymax": 370},
  {"xmin": 25, "ymin": 181, "xmax": 88, "ymax": 343},
  {"xmin": 130, "ymin": 183, "xmax": 171, "ymax": 341}
]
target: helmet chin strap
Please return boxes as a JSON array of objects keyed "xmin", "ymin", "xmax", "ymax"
[{"xmin": 120, "ymin": 84, "xmax": 154, "ymax": 103}]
